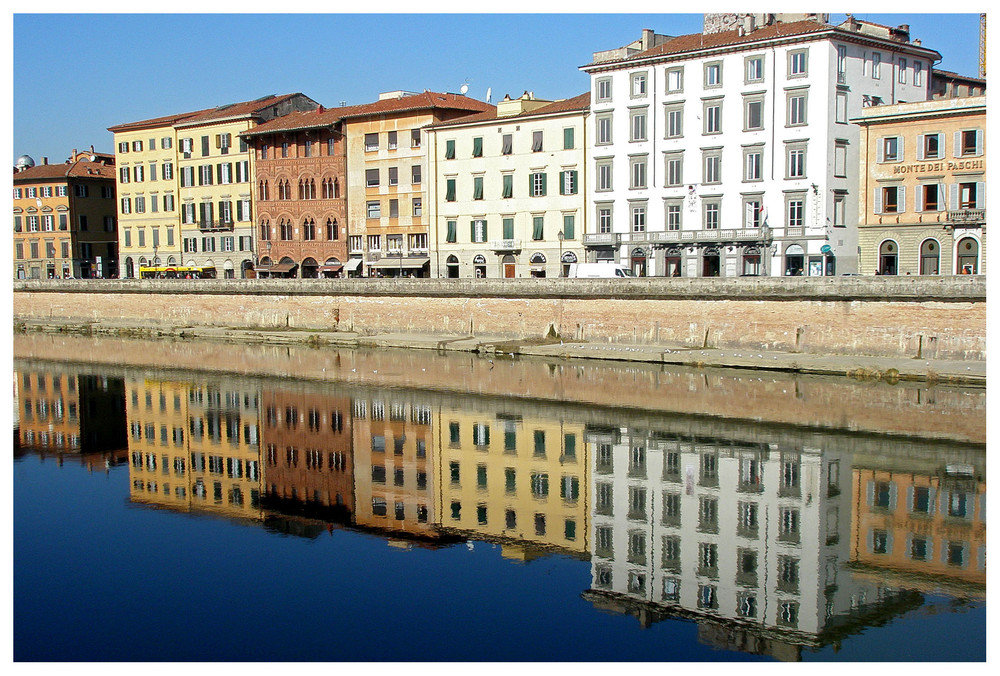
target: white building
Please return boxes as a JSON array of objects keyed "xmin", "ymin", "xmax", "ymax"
[
  {"xmin": 580, "ymin": 15, "xmax": 941, "ymax": 277},
  {"xmin": 426, "ymin": 92, "xmax": 589, "ymax": 278}
]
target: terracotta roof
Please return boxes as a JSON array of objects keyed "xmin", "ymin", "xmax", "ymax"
[
  {"xmin": 14, "ymin": 159, "xmax": 116, "ymax": 182},
  {"xmin": 177, "ymin": 93, "xmax": 312, "ymax": 126},
  {"xmin": 427, "ymin": 92, "xmax": 590, "ymax": 129},
  {"xmin": 585, "ymin": 19, "xmax": 939, "ymax": 68},
  {"xmin": 108, "ymin": 107, "xmax": 214, "ymax": 133},
  {"xmin": 243, "ymin": 91, "xmax": 496, "ymax": 137},
  {"xmin": 933, "ymin": 68, "xmax": 986, "ymax": 84}
]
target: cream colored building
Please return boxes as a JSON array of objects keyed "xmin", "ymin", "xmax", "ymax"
[
  {"xmin": 427, "ymin": 92, "xmax": 589, "ymax": 278},
  {"xmin": 854, "ymin": 96, "xmax": 985, "ymax": 275},
  {"xmin": 433, "ymin": 403, "xmax": 589, "ymax": 557}
]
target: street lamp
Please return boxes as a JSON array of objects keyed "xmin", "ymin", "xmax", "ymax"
[
  {"xmin": 557, "ymin": 230, "xmax": 565, "ymax": 277},
  {"xmin": 266, "ymin": 241, "xmax": 272, "ymax": 278},
  {"xmin": 152, "ymin": 244, "xmax": 158, "ymax": 278}
]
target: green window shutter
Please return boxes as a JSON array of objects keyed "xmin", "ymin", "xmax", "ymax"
[
  {"xmin": 473, "ymin": 176, "xmax": 483, "ymax": 200},
  {"xmin": 503, "ymin": 217, "xmax": 514, "ymax": 239},
  {"xmin": 533, "ymin": 216, "xmax": 544, "ymax": 240},
  {"xmin": 563, "ymin": 214, "xmax": 575, "ymax": 239},
  {"xmin": 564, "ymin": 127, "xmax": 574, "ymax": 150},
  {"xmin": 528, "ymin": 173, "xmax": 535, "ymax": 196},
  {"xmin": 541, "ymin": 172, "xmax": 547, "ymax": 196},
  {"xmin": 471, "ymin": 220, "xmax": 476, "ymax": 242},
  {"xmin": 570, "ymin": 170, "xmax": 578, "ymax": 194},
  {"xmin": 559, "ymin": 171, "xmax": 566, "ymax": 195},
  {"xmin": 446, "ymin": 179, "xmax": 456, "ymax": 201},
  {"xmin": 473, "ymin": 137, "xmax": 483, "ymax": 157},
  {"xmin": 483, "ymin": 221, "xmax": 487, "ymax": 241},
  {"xmin": 502, "ymin": 174, "xmax": 513, "ymax": 198},
  {"xmin": 447, "ymin": 220, "xmax": 456, "ymax": 243},
  {"xmin": 445, "ymin": 140, "xmax": 455, "ymax": 159},
  {"xmin": 216, "ymin": 164, "xmax": 222, "ymax": 184}
]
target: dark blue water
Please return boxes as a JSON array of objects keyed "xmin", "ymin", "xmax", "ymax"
[{"xmin": 13, "ymin": 359, "xmax": 986, "ymax": 662}]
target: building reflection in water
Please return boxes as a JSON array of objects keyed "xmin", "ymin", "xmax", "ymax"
[{"xmin": 13, "ymin": 360, "xmax": 985, "ymax": 659}]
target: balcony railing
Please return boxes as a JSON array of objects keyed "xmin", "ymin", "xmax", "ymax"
[
  {"xmin": 199, "ymin": 219, "xmax": 234, "ymax": 232},
  {"xmin": 583, "ymin": 233, "xmax": 619, "ymax": 247},
  {"xmin": 586, "ymin": 228, "xmax": 770, "ymax": 247},
  {"xmin": 489, "ymin": 239, "xmax": 522, "ymax": 252},
  {"xmin": 948, "ymin": 209, "xmax": 986, "ymax": 224}
]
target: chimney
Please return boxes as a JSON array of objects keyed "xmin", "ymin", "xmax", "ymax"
[
  {"xmin": 42, "ymin": 157, "xmax": 48, "ymax": 165},
  {"xmin": 642, "ymin": 28, "xmax": 654, "ymax": 50},
  {"xmin": 72, "ymin": 148, "xmax": 77, "ymax": 158},
  {"xmin": 90, "ymin": 145, "xmax": 94, "ymax": 153},
  {"xmin": 317, "ymin": 105, "xmax": 324, "ymax": 113}
]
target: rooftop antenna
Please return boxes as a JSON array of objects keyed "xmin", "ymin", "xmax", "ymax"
[{"xmin": 459, "ymin": 83, "xmax": 469, "ymax": 96}]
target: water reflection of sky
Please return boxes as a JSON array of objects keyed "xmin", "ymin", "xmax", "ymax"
[{"xmin": 13, "ymin": 356, "xmax": 985, "ymax": 662}]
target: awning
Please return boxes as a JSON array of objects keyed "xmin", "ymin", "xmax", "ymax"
[
  {"xmin": 317, "ymin": 264, "xmax": 343, "ymax": 272},
  {"xmin": 263, "ymin": 262, "xmax": 296, "ymax": 273},
  {"xmin": 344, "ymin": 258, "xmax": 363, "ymax": 272},
  {"xmin": 368, "ymin": 257, "xmax": 430, "ymax": 269}
]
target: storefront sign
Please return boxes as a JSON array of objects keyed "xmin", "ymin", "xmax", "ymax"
[{"xmin": 893, "ymin": 159, "xmax": 985, "ymax": 174}]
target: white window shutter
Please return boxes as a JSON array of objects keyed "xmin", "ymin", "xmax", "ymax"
[
  {"xmin": 917, "ymin": 135, "xmax": 924, "ymax": 160},
  {"xmin": 898, "ymin": 185, "xmax": 906, "ymax": 213},
  {"xmin": 976, "ymin": 182, "xmax": 985, "ymax": 209},
  {"xmin": 874, "ymin": 187, "xmax": 883, "ymax": 214},
  {"xmin": 954, "ymin": 131, "xmax": 962, "ymax": 157},
  {"xmin": 876, "ymin": 139, "xmax": 884, "ymax": 163},
  {"xmin": 898, "ymin": 137, "xmax": 904, "ymax": 162},
  {"xmin": 975, "ymin": 129, "xmax": 984, "ymax": 156},
  {"xmin": 916, "ymin": 184, "xmax": 924, "ymax": 212},
  {"xmin": 950, "ymin": 182, "xmax": 959, "ymax": 209}
]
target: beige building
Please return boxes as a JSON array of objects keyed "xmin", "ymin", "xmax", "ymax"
[
  {"xmin": 854, "ymin": 96, "xmax": 985, "ymax": 275},
  {"xmin": 426, "ymin": 92, "xmax": 589, "ymax": 278},
  {"xmin": 340, "ymin": 91, "xmax": 493, "ymax": 277}
]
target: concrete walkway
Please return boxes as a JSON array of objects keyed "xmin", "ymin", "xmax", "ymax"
[{"xmin": 15, "ymin": 318, "xmax": 986, "ymax": 386}]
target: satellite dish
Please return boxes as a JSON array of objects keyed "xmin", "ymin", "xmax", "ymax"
[
  {"xmin": 460, "ymin": 83, "xmax": 469, "ymax": 95},
  {"xmin": 486, "ymin": 87, "xmax": 492, "ymax": 103}
]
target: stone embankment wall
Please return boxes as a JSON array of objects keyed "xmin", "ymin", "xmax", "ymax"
[{"xmin": 13, "ymin": 276, "xmax": 986, "ymax": 360}]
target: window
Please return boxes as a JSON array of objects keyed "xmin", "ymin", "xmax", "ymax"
[
  {"xmin": 563, "ymin": 127, "xmax": 574, "ymax": 150},
  {"xmin": 365, "ymin": 168, "xmax": 379, "ymax": 187},
  {"xmin": 631, "ymin": 203, "xmax": 646, "ymax": 232},
  {"xmin": 596, "ymin": 77, "xmax": 612, "ymax": 102},
  {"xmin": 472, "ymin": 137, "xmax": 483, "ymax": 158},
  {"xmin": 704, "ymin": 101, "xmax": 722, "ymax": 134},
  {"xmin": 914, "ymin": 61, "xmax": 924, "ymax": 86},
  {"xmin": 472, "ymin": 219, "xmax": 487, "ymax": 243},
  {"xmin": 366, "ymin": 201, "xmax": 381, "ymax": 219},
  {"xmin": 597, "ymin": 205, "xmax": 612, "ymax": 233},
  {"xmin": 630, "ymin": 108, "xmax": 647, "ymax": 142},
  {"xmin": 367, "ymin": 234, "xmax": 382, "ymax": 252},
  {"xmin": 834, "ymin": 141, "xmax": 848, "ymax": 177},
  {"xmin": 501, "ymin": 134, "xmax": 512, "ymax": 155},
  {"xmin": 502, "ymin": 217, "xmax": 514, "ymax": 239},
  {"xmin": 837, "ymin": 45, "xmax": 848, "ymax": 83},
  {"xmin": 958, "ymin": 182, "xmax": 980, "ymax": 209},
  {"xmin": 704, "ymin": 201, "xmax": 720, "ymax": 229},
  {"xmin": 409, "ymin": 233, "xmax": 427, "ymax": 251},
  {"xmin": 411, "ymin": 129, "xmax": 422, "ymax": 148},
  {"xmin": 788, "ymin": 49, "xmax": 808, "ymax": 77},
  {"xmin": 560, "ymin": 170, "xmax": 578, "ymax": 195},
  {"xmin": 665, "ymin": 67, "xmax": 683, "ymax": 92},
  {"xmin": 744, "ymin": 147, "xmax": 762, "ymax": 181},
  {"xmin": 958, "ymin": 129, "xmax": 982, "ymax": 156},
  {"xmin": 446, "ymin": 220, "xmax": 457, "ymax": 243},
  {"xmin": 445, "ymin": 178, "xmax": 456, "ymax": 202},
  {"xmin": 787, "ymin": 91, "xmax": 807, "ymax": 126},
  {"xmin": 162, "ymin": 162, "xmax": 173, "ymax": 180},
  {"xmin": 703, "ymin": 151, "xmax": 721, "ymax": 184},
  {"xmin": 562, "ymin": 214, "xmax": 575, "ymax": 239},
  {"xmin": 665, "ymin": 153, "xmax": 683, "ymax": 186},
  {"xmin": 532, "ymin": 131, "xmax": 543, "ymax": 152},
  {"xmin": 665, "ymin": 105, "xmax": 683, "ymax": 138},
  {"xmin": 898, "ymin": 57, "xmax": 907, "ymax": 84},
  {"xmin": 411, "ymin": 164, "xmax": 421, "ymax": 184},
  {"xmin": 631, "ymin": 71, "xmax": 647, "ymax": 97},
  {"xmin": 879, "ymin": 185, "xmax": 903, "ymax": 214},
  {"xmin": 630, "ymin": 156, "xmax": 647, "ymax": 189},
  {"xmin": 787, "ymin": 196, "xmax": 805, "ymax": 226},
  {"xmin": 412, "ymin": 197, "xmax": 422, "ymax": 217},
  {"xmin": 596, "ymin": 114, "xmax": 613, "ymax": 145},
  {"xmin": 872, "ymin": 51, "xmax": 881, "ymax": 79},
  {"xmin": 473, "ymin": 175, "xmax": 484, "ymax": 200},
  {"xmin": 921, "ymin": 133, "xmax": 941, "ymax": 159},
  {"xmin": 744, "ymin": 97, "xmax": 764, "ymax": 130},
  {"xmin": 786, "ymin": 146, "xmax": 806, "ymax": 179},
  {"xmin": 596, "ymin": 160, "xmax": 612, "ymax": 191},
  {"xmin": 532, "ymin": 215, "xmax": 544, "ymax": 240},
  {"xmin": 530, "ymin": 172, "xmax": 546, "ymax": 197},
  {"xmin": 386, "ymin": 166, "xmax": 398, "ymax": 187},
  {"xmin": 743, "ymin": 196, "xmax": 763, "ymax": 228},
  {"xmin": 365, "ymin": 133, "xmax": 378, "ymax": 152},
  {"xmin": 704, "ymin": 61, "xmax": 722, "ymax": 87},
  {"xmin": 881, "ymin": 136, "xmax": 901, "ymax": 162},
  {"xmin": 745, "ymin": 55, "xmax": 764, "ymax": 83},
  {"xmin": 921, "ymin": 183, "xmax": 941, "ymax": 211}
]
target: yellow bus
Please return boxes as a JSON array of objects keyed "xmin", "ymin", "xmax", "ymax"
[{"xmin": 138, "ymin": 266, "xmax": 217, "ymax": 279}]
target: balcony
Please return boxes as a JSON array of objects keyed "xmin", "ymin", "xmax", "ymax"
[
  {"xmin": 489, "ymin": 239, "xmax": 522, "ymax": 252},
  {"xmin": 583, "ymin": 233, "xmax": 619, "ymax": 247},
  {"xmin": 647, "ymin": 227, "xmax": 771, "ymax": 245},
  {"xmin": 198, "ymin": 219, "xmax": 234, "ymax": 232},
  {"xmin": 948, "ymin": 209, "xmax": 986, "ymax": 225}
]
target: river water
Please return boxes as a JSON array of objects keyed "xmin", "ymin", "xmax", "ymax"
[{"xmin": 12, "ymin": 334, "xmax": 985, "ymax": 661}]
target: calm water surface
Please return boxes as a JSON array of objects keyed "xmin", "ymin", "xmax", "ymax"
[{"xmin": 13, "ymin": 338, "xmax": 986, "ymax": 661}]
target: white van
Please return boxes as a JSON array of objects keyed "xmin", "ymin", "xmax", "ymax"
[{"xmin": 567, "ymin": 263, "xmax": 636, "ymax": 278}]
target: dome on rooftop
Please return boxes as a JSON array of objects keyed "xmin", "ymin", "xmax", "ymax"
[{"xmin": 15, "ymin": 155, "xmax": 35, "ymax": 170}]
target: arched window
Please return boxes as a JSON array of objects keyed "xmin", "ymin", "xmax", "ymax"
[
  {"xmin": 919, "ymin": 239, "xmax": 940, "ymax": 275},
  {"xmin": 259, "ymin": 219, "xmax": 270, "ymax": 241},
  {"xmin": 280, "ymin": 219, "xmax": 293, "ymax": 241},
  {"xmin": 297, "ymin": 179, "xmax": 304, "ymax": 200},
  {"xmin": 879, "ymin": 240, "xmax": 898, "ymax": 275},
  {"xmin": 307, "ymin": 179, "xmax": 316, "ymax": 199},
  {"xmin": 303, "ymin": 218, "xmax": 316, "ymax": 241},
  {"xmin": 334, "ymin": 177, "xmax": 340, "ymax": 199},
  {"xmin": 956, "ymin": 237, "xmax": 979, "ymax": 274},
  {"xmin": 326, "ymin": 218, "xmax": 338, "ymax": 241},
  {"xmin": 258, "ymin": 180, "xmax": 269, "ymax": 201}
]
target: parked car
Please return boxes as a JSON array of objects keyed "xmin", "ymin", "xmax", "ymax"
[{"xmin": 567, "ymin": 263, "xmax": 636, "ymax": 278}]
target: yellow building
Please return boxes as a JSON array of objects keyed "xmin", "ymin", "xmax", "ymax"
[
  {"xmin": 13, "ymin": 150, "xmax": 118, "ymax": 279},
  {"xmin": 433, "ymin": 405, "xmax": 589, "ymax": 558},
  {"xmin": 16, "ymin": 368, "xmax": 82, "ymax": 453},
  {"xmin": 109, "ymin": 110, "xmax": 206, "ymax": 278},
  {"xmin": 126, "ymin": 376, "xmax": 263, "ymax": 521},
  {"xmin": 854, "ymin": 96, "xmax": 986, "ymax": 275},
  {"xmin": 340, "ymin": 91, "xmax": 493, "ymax": 277}
]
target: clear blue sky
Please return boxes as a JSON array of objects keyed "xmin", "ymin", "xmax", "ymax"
[{"xmin": 12, "ymin": 12, "xmax": 985, "ymax": 164}]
